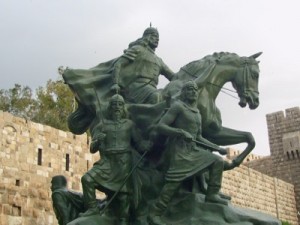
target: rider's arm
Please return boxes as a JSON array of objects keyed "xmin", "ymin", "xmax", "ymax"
[
  {"xmin": 112, "ymin": 57, "xmax": 131, "ymax": 86},
  {"xmin": 112, "ymin": 45, "xmax": 142, "ymax": 86},
  {"xmin": 161, "ymin": 60, "xmax": 175, "ymax": 81}
]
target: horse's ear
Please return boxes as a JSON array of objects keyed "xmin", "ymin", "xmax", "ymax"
[{"xmin": 249, "ymin": 52, "xmax": 263, "ymax": 59}]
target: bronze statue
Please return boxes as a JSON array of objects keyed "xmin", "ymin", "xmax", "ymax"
[
  {"xmin": 57, "ymin": 27, "xmax": 283, "ymax": 225},
  {"xmin": 80, "ymin": 94, "xmax": 150, "ymax": 225}
]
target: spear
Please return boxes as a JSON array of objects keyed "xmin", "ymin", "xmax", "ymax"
[{"xmin": 100, "ymin": 150, "xmax": 148, "ymax": 215}]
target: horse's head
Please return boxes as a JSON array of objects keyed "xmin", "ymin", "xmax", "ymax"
[{"xmin": 232, "ymin": 52, "xmax": 262, "ymax": 110}]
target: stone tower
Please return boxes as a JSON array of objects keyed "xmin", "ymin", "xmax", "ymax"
[
  {"xmin": 266, "ymin": 107, "xmax": 300, "ymax": 222},
  {"xmin": 246, "ymin": 106, "xmax": 300, "ymax": 223}
]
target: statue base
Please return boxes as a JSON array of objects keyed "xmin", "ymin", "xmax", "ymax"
[{"xmin": 67, "ymin": 192, "xmax": 281, "ymax": 225}]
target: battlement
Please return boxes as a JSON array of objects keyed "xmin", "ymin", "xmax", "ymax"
[
  {"xmin": 267, "ymin": 107, "xmax": 300, "ymax": 156},
  {"xmin": 226, "ymin": 147, "xmax": 266, "ymax": 162},
  {"xmin": 266, "ymin": 106, "xmax": 300, "ymax": 160}
]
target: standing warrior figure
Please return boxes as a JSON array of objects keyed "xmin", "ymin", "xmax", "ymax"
[
  {"xmin": 80, "ymin": 94, "xmax": 150, "ymax": 225},
  {"xmin": 148, "ymin": 81, "xmax": 228, "ymax": 225},
  {"xmin": 111, "ymin": 26, "xmax": 175, "ymax": 104}
]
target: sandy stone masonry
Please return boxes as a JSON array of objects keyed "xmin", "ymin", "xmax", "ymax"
[
  {"xmin": 0, "ymin": 110, "xmax": 298, "ymax": 225},
  {"xmin": 222, "ymin": 165, "xmax": 298, "ymax": 224},
  {"xmin": 247, "ymin": 106, "xmax": 300, "ymax": 225},
  {"xmin": 0, "ymin": 111, "xmax": 99, "ymax": 225}
]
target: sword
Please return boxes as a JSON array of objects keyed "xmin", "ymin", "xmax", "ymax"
[{"xmin": 191, "ymin": 139, "xmax": 227, "ymax": 155}]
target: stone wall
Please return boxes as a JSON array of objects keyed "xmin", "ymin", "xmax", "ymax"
[
  {"xmin": 0, "ymin": 111, "xmax": 298, "ymax": 225},
  {"xmin": 222, "ymin": 165, "xmax": 298, "ymax": 224},
  {"xmin": 247, "ymin": 106, "xmax": 300, "ymax": 224},
  {"xmin": 0, "ymin": 111, "xmax": 100, "ymax": 225}
]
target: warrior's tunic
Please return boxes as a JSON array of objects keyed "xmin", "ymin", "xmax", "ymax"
[
  {"xmin": 86, "ymin": 119, "xmax": 135, "ymax": 193},
  {"xmin": 163, "ymin": 101, "xmax": 222, "ymax": 182}
]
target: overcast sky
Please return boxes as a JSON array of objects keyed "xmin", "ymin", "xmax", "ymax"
[{"xmin": 1, "ymin": 0, "xmax": 299, "ymax": 156}]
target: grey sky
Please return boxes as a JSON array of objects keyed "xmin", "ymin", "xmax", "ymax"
[{"xmin": 1, "ymin": 0, "xmax": 299, "ymax": 155}]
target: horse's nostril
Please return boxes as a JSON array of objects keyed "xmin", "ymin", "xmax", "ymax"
[{"xmin": 239, "ymin": 101, "xmax": 247, "ymax": 108}]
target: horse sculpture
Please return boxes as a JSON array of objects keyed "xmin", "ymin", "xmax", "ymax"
[
  {"xmin": 63, "ymin": 51, "xmax": 262, "ymax": 169},
  {"xmin": 60, "ymin": 51, "xmax": 280, "ymax": 225}
]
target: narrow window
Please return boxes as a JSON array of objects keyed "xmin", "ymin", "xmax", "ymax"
[
  {"xmin": 48, "ymin": 162, "xmax": 51, "ymax": 168},
  {"xmin": 287, "ymin": 152, "xmax": 290, "ymax": 160},
  {"xmin": 87, "ymin": 160, "xmax": 89, "ymax": 171},
  {"xmin": 38, "ymin": 148, "xmax": 42, "ymax": 165},
  {"xmin": 66, "ymin": 154, "xmax": 70, "ymax": 171},
  {"xmin": 16, "ymin": 180, "xmax": 20, "ymax": 186},
  {"xmin": 12, "ymin": 205, "xmax": 21, "ymax": 216},
  {"xmin": 291, "ymin": 151, "xmax": 295, "ymax": 160}
]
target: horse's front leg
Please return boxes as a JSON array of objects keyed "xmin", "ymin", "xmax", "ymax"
[{"xmin": 203, "ymin": 126, "xmax": 256, "ymax": 170}]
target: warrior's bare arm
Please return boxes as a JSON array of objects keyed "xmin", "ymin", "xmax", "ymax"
[
  {"xmin": 157, "ymin": 103, "xmax": 193, "ymax": 140},
  {"xmin": 196, "ymin": 133, "xmax": 227, "ymax": 155}
]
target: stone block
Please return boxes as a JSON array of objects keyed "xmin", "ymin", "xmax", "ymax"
[
  {"xmin": 39, "ymin": 189, "xmax": 49, "ymax": 199},
  {"xmin": 2, "ymin": 204, "xmax": 12, "ymax": 215},
  {"xmin": 0, "ymin": 215, "xmax": 9, "ymax": 225},
  {"xmin": 20, "ymin": 163, "xmax": 30, "ymax": 172},
  {"xmin": 28, "ymin": 187, "xmax": 39, "ymax": 198},
  {"xmin": 23, "ymin": 217, "xmax": 38, "ymax": 225},
  {"xmin": 32, "ymin": 208, "xmax": 40, "ymax": 218}
]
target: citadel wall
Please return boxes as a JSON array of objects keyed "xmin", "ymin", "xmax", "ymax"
[
  {"xmin": 0, "ymin": 111, "xmax": 298, "ymax": 225},
  {"xmin": 247, "ymin": 106, "xmax": 300, "ymax": 224}
]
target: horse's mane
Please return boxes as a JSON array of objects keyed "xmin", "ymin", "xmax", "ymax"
[{"xmin": 179, "ymin": 52, "xmax": 258, "ymax": 78}]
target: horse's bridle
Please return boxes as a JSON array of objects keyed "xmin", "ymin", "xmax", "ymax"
[{"xmin": 240, "ymin": 62, "xmax": 259, "ymax": 97}]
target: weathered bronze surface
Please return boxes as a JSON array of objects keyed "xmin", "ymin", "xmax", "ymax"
[{"xmin": 52, "ymin": 27, "xmax": 281, "ymax": 225}]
